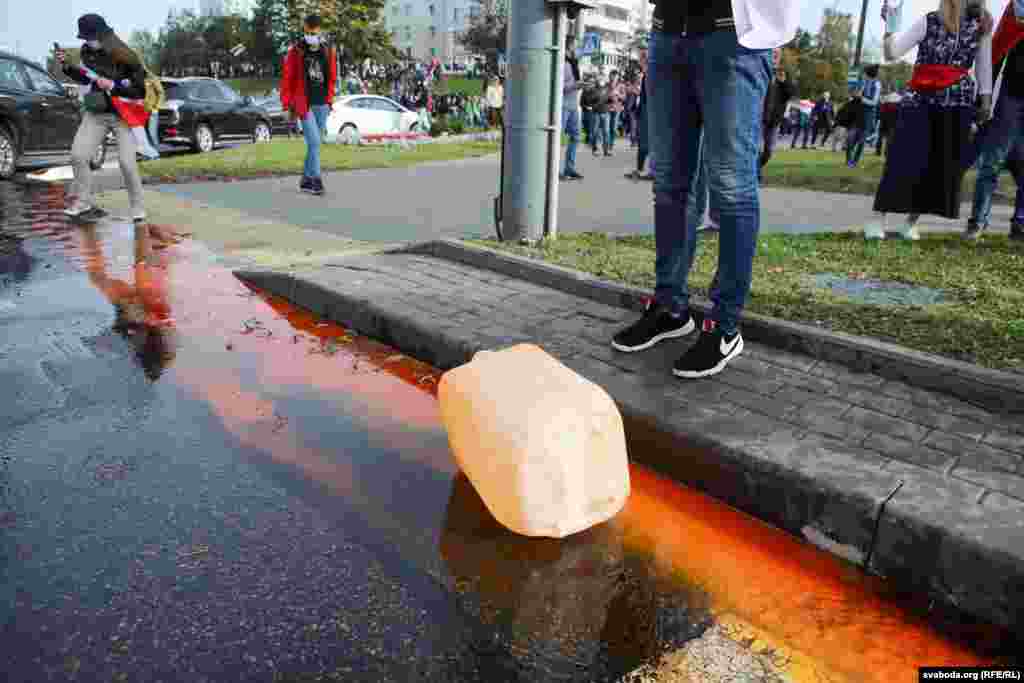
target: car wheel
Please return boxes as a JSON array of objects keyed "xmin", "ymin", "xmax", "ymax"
[
  {"xmin": 0, "ymin": 127, "xmax": 16, "ymax": 181},
  {"xmin": 88, "ymin": 137, "xmax": 107, "ymax": 171},
  {"xmin": 339, "ymin": 124, "xmax": 359, "ymax": 145},
  {"xmin": 193, "ymin": 123, "xmax": 215, "ymax": 154},
  {"xmin": 253, "ymin": 121, "xmax": 272, "ymax": 144}
]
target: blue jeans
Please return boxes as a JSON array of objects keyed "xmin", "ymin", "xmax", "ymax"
[
  {"xmin": 302, "ymin": 105, "xmax": 331, "ymax": 179},
  {"xmin": 582, "ymin": 110, "xmax": 594, "ymax": 145},
  {"xmin": 972, "ymin": 93, "xmax": 1024, "ymax": 227},
  {"xmin": 648, "ymin": 29, "xmax": 771, "ymax": 336},
  {"xmin": 847, "ymin": 106, "xmax": 877, "ymax": 166},
  {"xmin": 593, "ymin": 112, "xmax": 611, "ymax": 153},
  {"xmin": 608, "ymin": 111, "xmax": 620, "ymax": 149},
  {"xmin": 562, "ymin": 107, "xmax": 580, "ymax": 175}
]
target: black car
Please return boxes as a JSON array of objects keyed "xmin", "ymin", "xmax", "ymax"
[
  {"xmin": 158, "ymin": 77, "xmax": 274, "ymax": 153},
  {"xmin": 0, "ymin": 50, "xmax": 107, "ymax": 180},
  {"xmin": 254, "ymin": 96, "xmax": 300, "ymax": 138}
]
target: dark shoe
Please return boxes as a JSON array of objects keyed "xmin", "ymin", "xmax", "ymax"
[
  {"xmin": 604, "ymin": 150, "xmax": 613, "ymax": 157},
  {"xmin": 673, "ymin": 320, "xmax": 744, "ymax": 379},
  {"xmin": 1011, "ymin": 221, "xmax": 1024, "ymax": 241},
  {"xmin": 300, "ymin": 176, "xmax": 314, "ymax": 193},
  {"xmin": 566, "ymin": 171, "xmax": 583, "ymax": 180},
  {"xmin": 612, "ymin": 303, "xmax": 695, "ymax": 353},
  {"xmin": 638, "ymin": 173, "xmax": 654, "ymax": 181},
  {"xmin": 625, "ymin": 170, "xmax": 640, "ymax": 180},
  {"xmin": 963, "ymin": 219, "xmax": 987, "ymax": 241},
  {"xmin": 312, "ymin": 177, "xmax": 325, "ymax": 196}
]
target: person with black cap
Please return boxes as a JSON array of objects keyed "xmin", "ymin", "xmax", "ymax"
[{"xmin": 56, "ymin": 14, "xmax": 147, "ymax": 222}]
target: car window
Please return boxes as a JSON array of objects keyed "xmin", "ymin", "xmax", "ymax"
[
  {"xmin": 348, "ymin": 98, "xmax": 369, "ymax": 109},
  {"xmin": 373, "ymin": 98, "xmax": 401, "ymax": 112},
  {"xmin": 162, "ymin": 82, "xmax": 189, "ymax": 100},
  {"xmin": 216, "ymin": 82, "xmax": 239, "ymax": 102},
  {"xmin": 23, "ymin": 64, "xmax": 66, "ymax": 96},
  {"xmin": 197, "ymin": 82, "xmax": 224, "ymax": 101},
  {"xmin": 0, "ymin": 59, "xmax": 31, "ymax": 91}
]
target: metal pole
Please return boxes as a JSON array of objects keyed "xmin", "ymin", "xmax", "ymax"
[
  {"xmin": 545, "ymin": 7, "xmax": 567, "ymax": 238},
  {"xmin": 854, "ymin": 0, "xmax": 869, "ymax": 67},
  {"xmin": 501, "ymin": 0, "xmax": 553, "ymax": 244}
]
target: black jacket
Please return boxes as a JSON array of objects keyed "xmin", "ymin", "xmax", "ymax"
[
  {"xmin": 764, "ymin": 78, "xmax": 796, "ymax": 127},
  {"xmin": 581, "ymin": 85, "xmax": 606, "ymax": 114},
  {"xmin": 63, "ymin": 41, "xmax": 146, "ymax": 114}
]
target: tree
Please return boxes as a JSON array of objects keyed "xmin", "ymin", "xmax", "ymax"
[
  {"xmin": 459, "ymin": 0, "xmax": 508, "ymax": 73},
  {"xmin": 129, "ymin": 30, "xmax": 161, "ymax": 69}
]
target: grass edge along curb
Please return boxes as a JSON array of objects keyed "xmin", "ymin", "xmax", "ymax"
[{"xmin": 394, "ymin": 239, "xmax": 1023, "ymax": 417}]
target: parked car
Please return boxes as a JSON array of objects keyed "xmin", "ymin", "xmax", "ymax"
[
  {"xmin": 157, "ymin": 77, "xmax": 274, "ymax": 153},
  {"xmin": 326, "ymin": 95, "xmax": 421, "ymax": 144},
  {"xmin": 0, "ymin": 50, "xmax": 107, "ymax": 180},
  {"xmin": 254, "ymin": 96, "xmax": 300, "ymax": 137}
]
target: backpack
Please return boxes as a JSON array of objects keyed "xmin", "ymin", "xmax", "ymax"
[{"xmin": 142, "ymin": 67, "xmax": 165, "ymax": 113}]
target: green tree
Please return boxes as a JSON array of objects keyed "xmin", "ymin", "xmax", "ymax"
[
  {"xmin": 459, "ymin": 0, "xmax": 508, "ymax": 73},
  {"xmin": 129, "ymin": 30, "xmax": 160, "ymax": 69}
]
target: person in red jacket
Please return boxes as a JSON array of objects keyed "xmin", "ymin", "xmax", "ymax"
[{"xmin": 281, "ymin": 14, "xmax": 338, "ymax": 196}]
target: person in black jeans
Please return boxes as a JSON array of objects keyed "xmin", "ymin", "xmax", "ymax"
[{"xmin": 761, "ymin": 63, "xmax": 796, "ymax": 179}]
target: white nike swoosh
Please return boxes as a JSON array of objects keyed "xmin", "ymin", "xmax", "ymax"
[{"xmin": 720, "ymin": 334, "xmax": 741, "ymax": 357}]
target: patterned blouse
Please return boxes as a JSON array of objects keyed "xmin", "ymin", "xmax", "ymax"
[{"xmin": 903, "ymin": 12, "xmax": 988, "ymax": 108}]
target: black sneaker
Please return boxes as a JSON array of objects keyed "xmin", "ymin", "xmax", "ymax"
[
  {"xmin": 963, "ymin": 219, "xmax": 987, "ymax": 241},
  {"xmin": 611, "ymin": 303, "xmax": 695, "ymax": 353},
  {"xmin": 300, "ymin": 176, "xmax": 314, "ymax": 193},
  {"xmin": 311, "ymin": 177, "xmax": 325, "ymax": 196},
  {"xmin": 1011, "ymin": 221, "xmax": 1024, "ymax": 241},
  {"xmin": 673, "ymin": 319, "xmax": 744, "ymax": 379},
  {"xmin": 566, "ymin": 171, "xmax": 584, "ymax": 180}
]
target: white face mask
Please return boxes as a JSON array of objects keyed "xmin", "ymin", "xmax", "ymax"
[
  {"xmin": 85, "ymin": 40, "xmax": 101, "ymax": 50},
  {"xmin": 304, "ymin": 34, "xmax": 321, "ymax": 47}
]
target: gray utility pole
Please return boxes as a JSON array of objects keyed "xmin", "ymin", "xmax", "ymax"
[
  {"xmin": 501, "ymin": 0, "xmax": 594, "ymax": 244},
  {"xmin": 854, "ymin": 0, "xmax": 870, "ymax": 67}
]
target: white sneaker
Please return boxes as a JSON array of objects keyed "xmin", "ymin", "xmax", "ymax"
[
  {"xmin": 63, "ymin": 202, "xmax": 95, "ymax": 218},
  {"xmin": 132, "ymin": 209, "xmax": 147, "ymax": 223},
  {"xmin": 864, "ymin": 220, "xmax": 886, "ymax": 240},
  {"xmin": 896, "ymin": 224, "xmax": 920, "ymax": 241}
]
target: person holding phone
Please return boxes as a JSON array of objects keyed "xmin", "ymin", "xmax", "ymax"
[{"xmin": 57, "ymin": 14, "xmax": 148, "ymax": 222}]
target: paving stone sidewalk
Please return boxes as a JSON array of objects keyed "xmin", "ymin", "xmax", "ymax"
[{"xmin": 240, "ymin": 251, "xmax": 1024, "ymax": 632}]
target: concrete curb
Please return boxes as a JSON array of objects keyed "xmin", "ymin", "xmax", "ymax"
[
  {"xmin": 397, "ymin": 239, "xmax": 1023, "ymax": 417},
  {"xmin": 234, "ymin": 265, "xmax": 1024, "ymax": 634}
]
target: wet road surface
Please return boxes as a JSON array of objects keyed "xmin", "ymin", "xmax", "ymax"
[{"xmin": 1, "ymin": 182, "xmax": 1020, "ymax": 682}]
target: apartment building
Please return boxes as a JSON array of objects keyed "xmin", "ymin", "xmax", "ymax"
[
  {"xmin": 384, "ymin": 0, "xmax": 481, "ymax": 64},
  {"xmin": 574, "ymin": 0, "xmax": 651, "ymax": 75}
]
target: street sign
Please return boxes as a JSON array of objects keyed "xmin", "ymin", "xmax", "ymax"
[{"xmin": 580, "ymin": 31, "xmax": 601, "ymax": 56}]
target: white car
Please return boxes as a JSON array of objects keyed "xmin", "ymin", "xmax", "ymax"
[{"xmin": 325, "ymin": 95, "xmax": 421, "ymax": 144}]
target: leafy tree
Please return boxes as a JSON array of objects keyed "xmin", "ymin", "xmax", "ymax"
[
  {"xmin": 129, "ymin": 30, "xmax": 161, "ymax": 69},
  {"xmin": 459, "ymin": 0, "xmax": 508, "ymax": 73}
]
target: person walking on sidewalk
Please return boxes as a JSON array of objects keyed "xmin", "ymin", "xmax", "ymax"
[
  {"xmin": 604, "ymin": 70, "xmax": 626, "ymax": 156},
  {"xmin": 790, "ymin": 106, "xmax": 811, "ymax": 149},
  {"xmin": 964, "ymin": 0, "xmax": 1024, "ymax": 241},
  {"xmin": 847, "ymin": 65, "xmax": 882, "ymax": 167},
  {"xmin": 585, "ymin": 76, "xmax": 610, "ymax": 156},
  {"xmin": 281, "ymin": 14, "xmax": 338, "ymax": 196},
  {"xmin": 809, "ymin": 92, "xmax": 834, "ymax": 148},
  {"xmin": 865, "ymin": 0, "xmax": 992, "ymax": 241},
  {"xmin": 611, "ymin": 0, "xmax": 798, "ymax": 379},
  {"xmin": 560, "ymin": 34, "xmax": 585, "ymax": 182},
  {"xmin": 59, "ymin": 14, "xmax": 148, "ymax": 222},
  {"xmin": 626, "ymin": 47, "xmax": 655, "ymax": 181}
]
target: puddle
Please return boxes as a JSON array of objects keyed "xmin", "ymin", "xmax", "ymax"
[
  {"xmin": 1, "ymin": 182, "xmax": 1019, "ymax": 682},
  {"xmin": 811, "ymin": 272, "xmax": 949, "ymax": 306}
]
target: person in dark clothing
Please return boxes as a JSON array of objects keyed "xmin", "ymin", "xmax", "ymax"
[
  {"xmin": 626, "ymin": 47, "xmax": 654, "ymax": 180},
  {"xmin": 809, "ymin": 92, "xmax": 834, "ymax": 147},
  {"xmin": 761, "ymin": 64, "xmax": 796, "ymax": 176},
  {"xmin": 281, "ymin": 14, "xmax": 338, "ymax": 196},
  {"xmin": 58, "ymin": 14, "xmax": 148, "ymax": 221},
  {"xmin": 876, "ymin": 96, "xmax": 900, "ymax": 156},
  {"xmin": 582, "ymin": 79, "xmax": 608, "ymax": 155}
]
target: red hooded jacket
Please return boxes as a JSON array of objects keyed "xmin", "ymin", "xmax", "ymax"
[
  {"xmin": 280, "ymin": 43, "xmax": 338, "ymax": 119},
  {"xmin": 993, "ymin": 2, "xmax": 1024, "ymax": 82}
]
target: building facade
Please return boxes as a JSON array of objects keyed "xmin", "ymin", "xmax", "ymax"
[{"xmin": 574, "ymin": 0, "xmax": 651, "ymax": 75}]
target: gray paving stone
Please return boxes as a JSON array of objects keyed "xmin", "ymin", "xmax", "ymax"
[
  {"xmin": 772, "ymin": 387, "xmax": 852, "ymax": 419},
  {"xmin": 721, "ymin": 388, "xmax": 802, "ymax": 423},
  {"xmin": 795, "ymin": 411, "xmax": 871, "ymax": 444},
  {"xmin": 863, "ymin": 433, "xmax": 957, "ymax": 471},
  {"xmin": 844, "ymin": 406, "xmax": 930, "ymax": 444},
  {"xmin": 950, "ymin": 469, "xmax": 1024, "ymax": 502},
  {"xmin": 984, "ymin": 429, "xmax": 1024, "ymax": 455},
  {"xmin": 808, "ymin": 360, "xmax": 888, "ymax": 390},
  {"xmin": 745, "ymin": 346, "xmax": 819, "ymax": 373}
]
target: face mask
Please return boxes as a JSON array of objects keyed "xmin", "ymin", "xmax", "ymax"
[
  {"xmin": 304, "ymin": 34, "xmax": 321, "ymax": 47},
  {"xmin": 85, "ymin": 40, "xmax": 101, "ymax": 50}
]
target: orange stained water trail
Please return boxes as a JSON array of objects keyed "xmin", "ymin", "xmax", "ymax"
[{"xmin": 63, "ymin": 220, "xmax": 1009, "ymax": 683}]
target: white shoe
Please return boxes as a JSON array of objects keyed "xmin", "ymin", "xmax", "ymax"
[
  {"xmin": 132, "ymin": 210, "xmax": 147, "ymax": 223},
  {"xmin": 895, "ymin": 224, "xmax": 920, "ymax": 241},
  {"xmin": 864, "ymin": 220, "xmax": 886, "ymax": 240},
  {"xmin": 63, "ymin": 202, "xmax": 95, "ymax": 218}
]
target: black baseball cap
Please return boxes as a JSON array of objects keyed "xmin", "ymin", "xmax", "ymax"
[{"xmin": 77, "ymin": 14, "xmax": 112, "ymax": 40}]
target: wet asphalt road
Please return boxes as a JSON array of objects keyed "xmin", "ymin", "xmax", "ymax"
[{"xmin": 0, "ymin": 182, "xmax": 712, "ymax": 683}]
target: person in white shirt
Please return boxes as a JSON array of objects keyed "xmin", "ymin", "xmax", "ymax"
[
  {"xmin": 611, "ymin": 0, "xmax": 799, "ymax": 379},
  {"xmin": 865, "ymin": 0, "xmax": 993, "ymax": 241}
]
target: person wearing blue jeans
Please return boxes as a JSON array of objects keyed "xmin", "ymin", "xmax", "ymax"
[
  {"xmin": 561, "ymin": 35, "xmax": 584, "ymax": 181},
  {"xmin": 302, "ymin": 104, "xmax": 331, "ymax": 184},
  {"xmin": 967, "ymin": 36, "xmax": 1024, "ymax": 241},
  {"xmin": 847, "ymin": 65, "xmax": 880, "ymax": 168},
  {"xmin": 612, "ymin": 0, "xmax": 797, "ymax": 379}
]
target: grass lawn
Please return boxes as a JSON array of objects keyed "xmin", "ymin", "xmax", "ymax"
[
  {"xmin": 437, "ymin": 76, "xmax": 485, "ymax": 97},
  {"xmin": 140, "ymin": 139, "xmax": 498, "ymax": 181},
  {"xmin": 763, "ymin": 148, "xmax": 1018, "ymax": 202},
  {"xmin": 471, "ymin": 232, "xmax": 1024, "ymax": 371}
]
